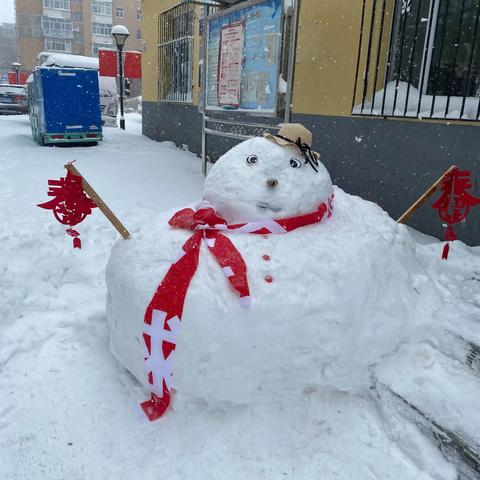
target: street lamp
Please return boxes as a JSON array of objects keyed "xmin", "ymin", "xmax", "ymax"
[
  {"xmin": 11, "ymin": 62, "xmax": 22, "ymax": 84},
  {"xmin": 111, "ymin": 25, "xmax": 130, "ymax": 130}
]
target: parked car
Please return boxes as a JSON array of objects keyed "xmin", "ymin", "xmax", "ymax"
[{"xmin": 0, "ymin": 84, "xmax": 28, "ymax": 114}]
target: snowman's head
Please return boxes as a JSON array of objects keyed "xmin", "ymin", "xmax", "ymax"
[{"xmin": 203, "ymin": 136, "xmax": 333, "ymax": 224}]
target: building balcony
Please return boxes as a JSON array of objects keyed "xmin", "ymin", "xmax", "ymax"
[
  {"xmin": 42, "ymin": 28, "xmax": 73, "ymax": 39},
  {"xmin": 91, "ymin": 14, "xmax": 113, "ymax": 24},
  {"xmin": 43, "ymin": 8, "xmax": 71, "ymax": 20},
  {"xmin": 91, "ymin": 34, "xmax": 113, "ymax": 44}
]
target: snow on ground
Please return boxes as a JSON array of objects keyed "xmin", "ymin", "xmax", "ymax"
[{"xmin": 0, "ymin": 114, "xmax": 479, "ymax": 480}]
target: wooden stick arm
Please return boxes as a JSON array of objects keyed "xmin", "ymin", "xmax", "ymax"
[
  {"xmin": 65, "ymin": 163, "xmax": 131, "ymax": 239},
  {"xmin": 397, "ymin": 165, "xmax": 457, "ymax": 224}
]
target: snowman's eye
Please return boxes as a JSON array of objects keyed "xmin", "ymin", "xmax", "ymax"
[
  {"xmin": 246, "ymin": 155, "xmax": 258, "ymax": 165},
  {"xmin": 290, "ymin": 158, "xmax": 302, "ymax": 168}
]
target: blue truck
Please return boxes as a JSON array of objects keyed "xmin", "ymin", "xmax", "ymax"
[{"xmin": 27, "ymin": 67, "xmax": 103, "ymax": 146}]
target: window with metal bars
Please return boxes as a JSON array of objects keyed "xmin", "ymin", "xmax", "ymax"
[
  {"xmin": 352, "ymin": 0, "xmax": 480, "ymax": 121},
  {"xmin": 158, "ymin": 3, "xmax": 195, "ymax": 103}
]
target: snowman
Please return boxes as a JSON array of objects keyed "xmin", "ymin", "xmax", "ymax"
[{"xmin": 106, "ymin": 124, "xmax": 426, "ymax": 421}]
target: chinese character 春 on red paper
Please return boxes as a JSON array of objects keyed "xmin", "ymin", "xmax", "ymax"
[
  {"xmin": 432, "ymin": 168, "xmax": 480, "ymax": 259},
  {"xmin": 38, "ymin": 170, "xmax": 97, "ymax": 248}
]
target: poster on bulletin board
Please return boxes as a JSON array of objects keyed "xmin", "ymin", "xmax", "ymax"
[
  {"xmin": 205, "ymin": 0, "xmax": 283, "ymax": 115},
  {"xmin": 218, "ymin": 21, "xmax": 245, "ymax": 107}
]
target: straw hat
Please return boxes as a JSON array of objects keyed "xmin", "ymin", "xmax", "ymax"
[{"xmin": 263, "ymin": 123, "xmax": 320, "ymax": 160}]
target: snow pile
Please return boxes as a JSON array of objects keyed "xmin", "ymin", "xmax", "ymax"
[
  {"xmin": 42, "ymin": 53, "xmax": 100, "ymax": 70},
  {"xmin": 111, "ymin": 25, "xmax": 130, "ymax": 36},
  {"xmin": 1, "ymin": 115, "xmax": 478, "ymax": 480},
  {"xmin": 124, "ymin": 96, "xmax": 142, "ymax": 113},
  {"xmin": 354, "ymin": 81, "xmax": 480, "ymax": 120},
  {"xmin": 377, "ymin": 341, "xmax": 480, "ymax": 444}
]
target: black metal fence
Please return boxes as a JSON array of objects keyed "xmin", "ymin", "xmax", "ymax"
[
  {"xmin": 158, "ymin": 3, "xmax": 195, "ymax": 103},
  {"xmin": 353, "ymin": 0, "xmax": 480, "ymax": 121},
  {"xmin": 158, "ymin": 3, "xmax": 222, "ymax": 103}
]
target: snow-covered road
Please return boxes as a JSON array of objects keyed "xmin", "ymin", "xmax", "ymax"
[
  {"xmin": 1, "ymin": 114, "xmax": 479, "ymax": 480},
  {"xmin": 0, "ymin": 115, "xmax": 203, "ymax": 479}
]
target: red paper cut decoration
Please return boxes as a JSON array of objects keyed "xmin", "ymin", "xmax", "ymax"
[
  {"xmin": 432, "ymin": 167, "xmax": 480, "ymax": 259},
  {"xmin": 38, "ymin": 169, "xmax": 97, "ymax": 249}
]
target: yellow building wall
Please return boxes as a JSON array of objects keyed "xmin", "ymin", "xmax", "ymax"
[
  {"xmin": 142, "ymin": 0, "xmax": 165, "ymax": 102},
  {"xmin": 191, "ymin": 9, "xmax": 201, "ymax": 106},
  {"xmin": 142, "ymin": 0, "xmax": 370, "ymax": 116},
  {"xmin": 141, "ymin": 0, "xmax": 476, "ymax": 127},
  {"xmin": 142, "ymin": 0, "xmax": 376, "ymax": 116},
  {"xmin": 293, "ymin": 0, "xmax": 370, "ymax": 117}
]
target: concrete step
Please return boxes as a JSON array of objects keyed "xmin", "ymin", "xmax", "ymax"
[
  {"xmin": 374, "ymin": 382, "xmax": 480, "ymax": 480},
  {"xmin": 466, "ymin": 341, "xmax": 480, "ymax": 376},
  {"xmin": 374, "ymin": 343, "xmax": 480, "ymax": 480},
  {"xmin": 431, "ymin": 330, "xmax": 480, "ymax": 380}
]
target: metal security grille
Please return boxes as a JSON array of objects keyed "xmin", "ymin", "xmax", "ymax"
[
  {"xmin": 353, "ymin": 0, "xmax": 480, "ymax": 121},
  {"xmin": 158, "ymin": 3, "xmax": 195, "ymax": 103}
]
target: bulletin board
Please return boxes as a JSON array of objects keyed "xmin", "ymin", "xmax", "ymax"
[{"xmin": 205, "ymin": 0, "xmax": 283, "ymax": 114}]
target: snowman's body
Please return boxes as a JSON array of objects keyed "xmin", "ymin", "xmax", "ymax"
[{"xmin": 106, "ymin": 137, "xmax": 428, "ymax": 407}]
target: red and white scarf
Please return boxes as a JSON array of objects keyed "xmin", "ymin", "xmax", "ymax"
[{"xmin": 138, "ymin": 196, "xmax": 333, "ymax": 421}]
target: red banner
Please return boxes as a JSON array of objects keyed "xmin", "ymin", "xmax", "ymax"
[
  {"xmin": 98, "ymin": 49, "xmax": 118, "ymax": 77},
  {"xmin": 124, "ymin": 51, "xmax": 142, "ymax": 79},
  {"xmin": 98, "ymin": 49, "xmax": 142, "ymax": 79},
  {"xmin": 8, "ymin": 72, "xmax": 29, "ymax": 85}
]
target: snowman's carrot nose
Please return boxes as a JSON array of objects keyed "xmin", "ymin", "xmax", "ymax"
[{"xmin": 267, "ymin": 178, "xmax": 279, "ymax": 189}]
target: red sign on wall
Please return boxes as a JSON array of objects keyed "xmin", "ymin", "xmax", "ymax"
[
  {"xmin": 98, "ymin": 49, "xmax": 142, "ymax": 79},
  {"xmin": 98, "ymin": 49, "xmax": 118, "ymax": 77},
  {"xmin": 8, "ymin": 72, "xmax": 29, "ymax": 85},
  {"xmin": 124, "ymin": 51, "xmax": 142, "ymax": 79}
]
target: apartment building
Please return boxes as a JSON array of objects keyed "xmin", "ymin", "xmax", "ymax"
[
  {"xmin": 0, "ymin": 23, "xmax": 17, "ymax": 80},
  {"xmin": 15, "ymin": 0, "xmax": 142, "ymax": 70}
]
